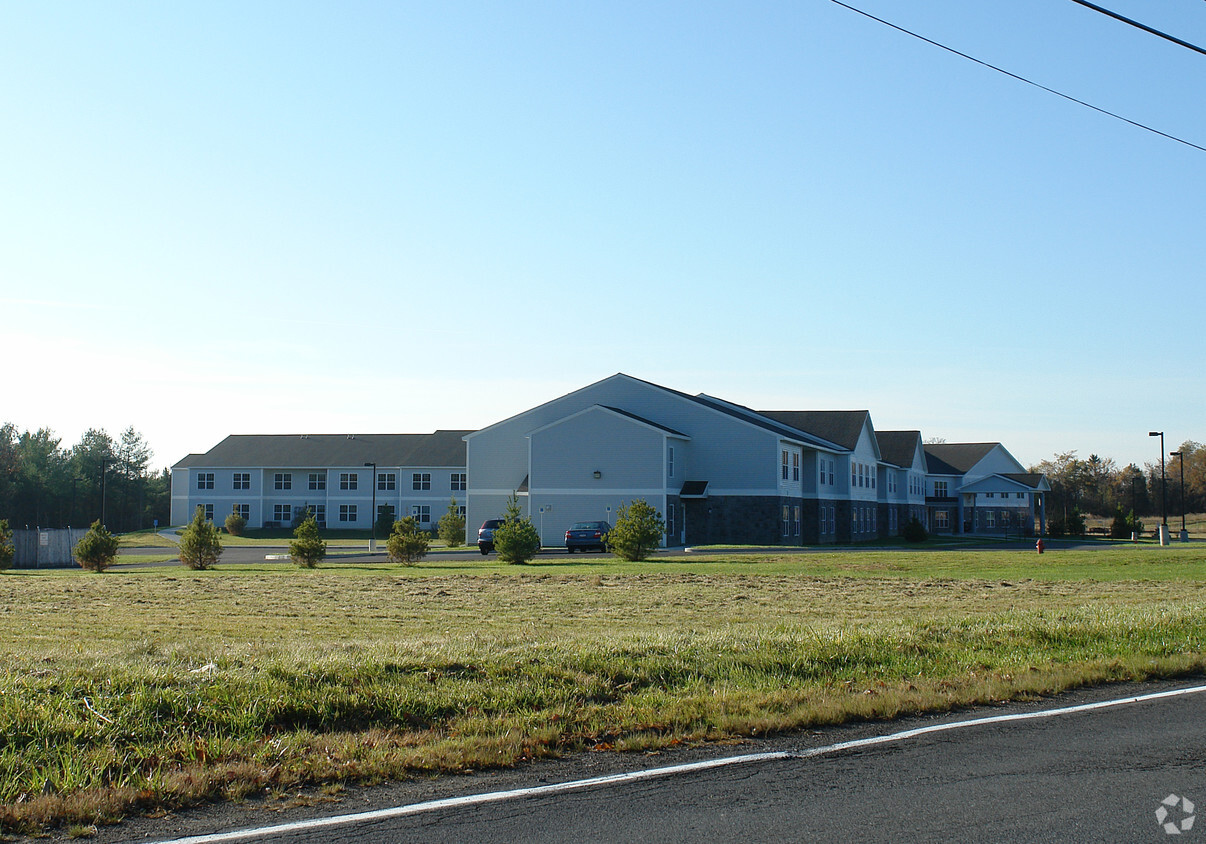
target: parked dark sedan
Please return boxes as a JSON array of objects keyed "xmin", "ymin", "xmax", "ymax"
[{"xmin": 565, "ymin": 520, "xmax": 611, "ymax": 553}]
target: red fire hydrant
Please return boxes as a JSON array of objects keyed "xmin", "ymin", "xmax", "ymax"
[{"xmin": 1036, "ymin": 538, "xmax": 1045, "ymax": 554}]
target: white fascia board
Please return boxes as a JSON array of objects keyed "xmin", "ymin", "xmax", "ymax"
[
  {"xmin": 463, "ymin": 373, "xmax": 634, "ymax": 441},
  {"xmin": 960, "ymin": 474, "xmax": 1031, "ymax": 494},
  {"xmin": 524, "ymin": 404, "xmax": 692, "ymax": 440}
]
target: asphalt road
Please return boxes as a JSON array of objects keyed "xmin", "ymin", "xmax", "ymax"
[{"xmin": 94, "ymin": 679, "xmax": 1206, "ymax": 844}]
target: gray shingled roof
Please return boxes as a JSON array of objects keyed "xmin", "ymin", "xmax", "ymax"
[
  {"xmin": 924, "ymin": 443, "xmax": 999, "ymax": 475},
  {"xmin": 172, "ymin": 431, "xmax": 473, "ymax": 469},
  {"xmin": 876, "ymin": 431, "xmax": 923, "ymax": 469},
  {"xmin": 757, "ymin": 410, "xmax": 870, "ymax": 451}
]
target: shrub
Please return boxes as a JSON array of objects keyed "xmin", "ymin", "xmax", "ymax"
[
  {"xmin": 902, "ymin": 517, "xmax": 928, "ymax": 543},
  {"xmin": 493, "ymin": 494, "xmax": 540, "ymax": 564},
  {"xmin": 179, "ymin": 506, "xmax": 223, "ymax": 570},
  {"xmin": 224, "ymin": 511, "xmax": 247, "ymax": 536},
  {"xmin": 607, "ymin": 499, "xmax": 665, "ymax": 561},
  {"xmin": 74, "ymin": 520, "xmax": 120, "ymax": 572},
  {"xmin": 374, "ymin": 506, "xmax": 396, "ymax": 541},
  {"xmin": 437, "ymin": 498, "xmax": 466, "ymax": 547},
  {"xmin": 387, "ymin": 516, "xmax": 428, "ymax": 565},
  {"xmin": 0, "ymin": 519, "xmax": 14, "ymax": 571},
  {"xmin": 290, "ymin": 511, "xmax": 327, "ymax": 568}
]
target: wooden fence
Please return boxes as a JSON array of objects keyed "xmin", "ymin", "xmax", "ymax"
[{"xmin": 11, "ymin": 528, "xmax": 90, "ymax": 568}]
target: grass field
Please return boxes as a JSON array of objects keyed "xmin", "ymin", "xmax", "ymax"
[{"xmin": 3, "ymin": 544, "xmax": 1206, "ymax": 835}]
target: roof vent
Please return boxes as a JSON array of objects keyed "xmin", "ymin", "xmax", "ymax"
[{"xmin": 347, "ymin": 434, "xmax": 355, "ymax": 440}]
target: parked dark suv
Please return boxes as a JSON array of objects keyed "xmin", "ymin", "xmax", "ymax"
[
  {"xmin": 477, "ymin": 519, "xmax": 504, "ymax": 555},
  {"xmin": 565, "ymin": 521, "xmax": 611, "ymax": 553}
]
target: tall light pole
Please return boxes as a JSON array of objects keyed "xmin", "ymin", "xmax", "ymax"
[
  {"xmin": 1149, "ymin": 432, "xmax": 1169, "ymax": 545},
  {"xmin": 1170, "ymin": 451, "xmax": 1188, "ymax": 542},
  {"xmin": 1130, "ymin": 474, "xmax": 1139, "ymax": 542},
  {"xmin": 364, "ymin": 462, "xmax": 377, "ymax": 553},
  {"xmin": 99, "ymin": 458, "xmax": 109, "ymax": 528}
]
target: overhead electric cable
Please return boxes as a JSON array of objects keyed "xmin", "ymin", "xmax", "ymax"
[
  {"xmin": 829, "ymin": 0, "xmax": 1206, "ymax": 154},
  {"xmin": 1067, "ymin": 0, "xmax": 1206, "ymax": 57}
]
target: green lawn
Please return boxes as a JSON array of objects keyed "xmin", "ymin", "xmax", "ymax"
[{"xmin": 3, "ymin": 544, "xmax": 1204, "ymax": 835}]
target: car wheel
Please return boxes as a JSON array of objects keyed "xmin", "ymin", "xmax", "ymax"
[{"xmin": 480, "ymin": 546, "xmax": 489, "ymax": 555}]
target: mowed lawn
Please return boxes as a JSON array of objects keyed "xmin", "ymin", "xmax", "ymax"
[{"xmin": 3, "ymin": 544, "xmax": 1206, "ymax": 834}]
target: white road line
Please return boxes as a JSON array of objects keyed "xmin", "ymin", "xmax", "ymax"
[{"xmin": 151, "ymin": 683, "xmax": 1206, "ymax": 843}]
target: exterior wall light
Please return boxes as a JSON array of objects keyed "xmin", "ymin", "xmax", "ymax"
[{"xmin": 593, "ymin": 471, "xmax": 602, "ymax": 479}]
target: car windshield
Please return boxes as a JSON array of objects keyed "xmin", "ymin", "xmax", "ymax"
[{"xmin": 571, "ymin": 522, "xmax": 601, "ymax": 530}]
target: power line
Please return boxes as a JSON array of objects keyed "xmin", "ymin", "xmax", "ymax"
[
  {"xmin": 829, "ymin": 0, "xmax": 1206, "ymax": 154},
  {"xmin": 1067, "ymin": 0, "xmax": 1206, "ymax": 57}
]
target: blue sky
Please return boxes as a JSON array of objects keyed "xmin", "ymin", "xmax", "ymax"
[{"xmin": 2, "ymin": 0, "xmax": 1203, "ymax": 472}]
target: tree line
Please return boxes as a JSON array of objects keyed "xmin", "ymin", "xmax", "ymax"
[
  {"xmin": 0, "ymin": 423, "xmax": 169, "ymax": 532},
  {"xmin": 1029, "ymin": 442, "xmax": 1205, "ymax": 528}
]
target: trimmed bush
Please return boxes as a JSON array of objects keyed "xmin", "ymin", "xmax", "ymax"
[
  {"xmin": 224, "ymin": 512, "xmax": 247, "ymax": 536},
  {"xmin": 902, "ymin": 517, "xmax": 928, "ymax": 543}
]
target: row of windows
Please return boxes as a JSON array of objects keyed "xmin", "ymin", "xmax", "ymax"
[
  {"xmin": 198, "ymin": 471, "xmax": 467, "ymax": 492},
  {"xmin": 208, "ymin": 502, "xmax": 468, "ymax": 525}
]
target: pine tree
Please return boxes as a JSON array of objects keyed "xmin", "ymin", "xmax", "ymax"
[
  {"xmin": 179, "ymin": 506, "xmax": 223, "ymax": 570},
  {"xmin": 387, "ymin": 516, "xmax": 429, "ymax": 565},
  {"xmin": 437, "ymin": 498, "xmax": 466, "ymax": 547},
  {"xmin": 289, "ymin": 510, "xmax": 327, "ymax": 568},
  {"xmin": 74, "ymin": 520, "xmax": 120, "ymax": 572},
  {"xmin": 607, "ymin": 499, "xmax": 664, "ymax": 561}
]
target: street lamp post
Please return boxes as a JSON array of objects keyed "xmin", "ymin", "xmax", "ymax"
[
  {"xmin": 1170, "ymin": 451, "xmax": 1188, "ymax": 542},
  {"xmin": 1131, "ymin": 475, "xmax": 1140, "ymax": 543},
  {"xmin": 99, "ymin": 458, "xmax": 109, "ymax": 528},
  {"xmin": 364, "ymin": 462, "xmax": 377, "ymax": 553},
  {"xmin": 1149, "ymin": 432, "xmax": 1169, "ymax": 546}
]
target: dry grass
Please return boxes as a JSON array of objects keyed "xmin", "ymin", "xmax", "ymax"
[{"xmin": 3, "ymin": 548, "xmax": 1205, "ymax": 835}]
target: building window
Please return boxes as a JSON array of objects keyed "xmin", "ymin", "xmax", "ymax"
[
  {"xmin": 412, "ymin": 473, "xmax": 431, "ymax": 491},
  {"xmin": 340, "ymin": 473, "xmax": 357, "ymax": 491},
  {"xmin": 311, "ymin": 505, "xmax": 326, "ymax": 525},
  {"xmin": 450, "ymin": 473, "xmax": 467, "ymax": 491},
  {"xmin": 309, "ymin": 473, "xmax": 326, "ymax": 490},
  {"xmin": 202, "ymin": 504, "xmax": 214, "ymax": 521},
  {"xmin": 1017, "ymin": 492, "xmax": 1027, "ymax": 500},
  {"xmin": 233, "ymin": 472, "xmax": 250, "ymax": 490},
  {"xmin": 935, "ymin": 510, "xmax": 949, "ymax": 529},
  {"xmin": 793, "ymin": 505, "xmax": 801, "ymax": 537},
  {"xmin": 782, "ymin": 451, "xmax": 790, "ymax": 481},
  {"xmin": 934, "ymin": 481, "xmax": 948, "ymax": 498},
  {"xmin": 667, "ymin": 447, "xmax": 675, "ymax": 480},
  {"xmin": 378, "ymin": 473, "xmax": 396, "ymax": 491},
  {"xmin": 197, "ymin": 473, "xmax": 214, "ymax": 490},
  {"xmin": 792, "ymin": 452, "xmax": 800, "ymax": 482},
  {"xmin": 274, "ymin": 472, "xmax": 291, "ymax": 490},
  {"xmin": 232, "ymin": 503, "xmax": 250, "ymax": 520},
  {"xmin": 666, "ymin": 503, "xmax": 675, "ymax": 538},
  {"xmin": 782, "ymin": 505, "xmax": 791, "ymax": 536},
  {"xmin": 339, "ymin": 504, "xmax": 357, "ymax": 523},
  {"xmin": 411, "ymin": 504, "xmax": 430, "ymax": 524},
  {"xmin": 828, "ymin": 459, "xmax": 835, "ymax": 486},
  {"xmin": 274, "ymin": 504, "xmax": 292, "ymax": 522},
  {"xmin": 377, "ymin": 504, "xmax": 395, "ymax": 522},
  {"xmin": 852, "ymin": 464, "xmax": 858, "ymax": 487},
  {"xmin": 985, "ymin": 492, "xmax": 995, "ymax": 499},
  {"xmin": 986, "ymin": 510, "xmax": 997, "ymax": 528}
]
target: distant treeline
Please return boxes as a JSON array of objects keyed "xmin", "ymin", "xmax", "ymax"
[
  {"xmin": 1029, "ymin": 444, "xmax": 1205, "ymax": 525},
  {"xmin": 0, "ymin": 423, "xmax": 169, "ymax": 532}
]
